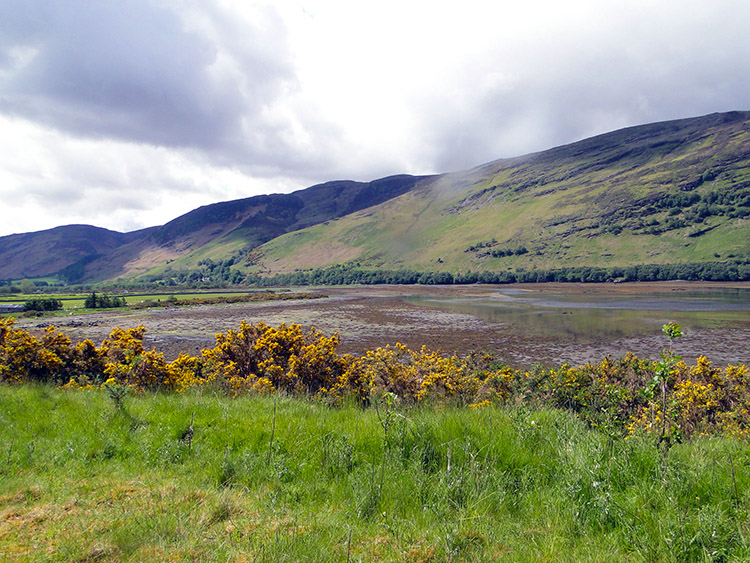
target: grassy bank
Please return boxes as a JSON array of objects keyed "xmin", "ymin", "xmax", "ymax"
[
  {"xmin": 2, "ymin": 385, "xmax": 750, "ymax": 561},
  {"xmin": 0, "ymin": 289, "xmax": 319, "ymax": 317}
]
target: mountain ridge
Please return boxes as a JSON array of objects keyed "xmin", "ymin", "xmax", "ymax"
[
  {"xmin": 0, "ymin": 174, "xmax": 428, "ymax": 282},
  {"xmin": 245, "ymin": 111, "xmax": 750, "ymax": 277},
  {"xmin": 1, "ymin": 111, "xmax": 749, "ymax": 284}
]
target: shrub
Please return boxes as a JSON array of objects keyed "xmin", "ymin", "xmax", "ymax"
[
  {"xmin": 0, "ymin": 319, "xmax": 70, "ymax": 383},
  {"xmin": 201, "ymin": 321, "xmax": 348, "ymax": 396},
  {"xmin": 23, "ymin": 298, "xmax": 63, "ymax": 312},
  {"xmin": 1, "ymin": 318, "xmax": 750, "ymax": 440},
  {"xmin": 84, "ymin": 292, "xmax": 126, "ymax": 309}
]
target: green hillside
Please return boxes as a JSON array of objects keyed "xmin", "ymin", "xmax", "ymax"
[
  {"xmin": 1, "ymin": 111, "xmax": 748, "ymax": 286},
  {"xmin": 244, "ymin": 112, "xmax": 750, "ymax": 277}
]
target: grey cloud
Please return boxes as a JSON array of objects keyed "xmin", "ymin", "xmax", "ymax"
[
  {"xmin": 0, "ymin": 0, "xmax": 295, "ymax": 152},
  {"xmin": 420, "ymin": 2, "xmax": 750, "ymax": 172}
]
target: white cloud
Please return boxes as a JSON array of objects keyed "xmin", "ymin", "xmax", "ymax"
[{"xmin": 0, "ymin": 115, "xmax": 300, "ymax": 235}]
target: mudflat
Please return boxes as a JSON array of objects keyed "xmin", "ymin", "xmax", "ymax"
[{"xmin": 23, "ymin": 282, "xmax": 750, "ymax": 368}]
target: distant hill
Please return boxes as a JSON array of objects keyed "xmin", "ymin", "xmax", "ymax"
[
  {"xmin": 1, "ymin": 111, "xmax": 748, "ymax": 285},
  {"xmin": 0, "ymin": 225, "xmax": 151, "ymax": 280},
  {"xmin": 0, "ymin": 175, "xmax": 425, "ymax": 283},
  {"xmin": 245, "ymin": 111, "xmax": 750, "ymax": 277}
]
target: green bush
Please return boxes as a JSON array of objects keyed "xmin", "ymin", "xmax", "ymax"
[
  {"xmin": 84, "ymin": 291, "xmax": 126, "ymax": 309},
  {"xmin": 22, "ymin": 298, "xmax": 62, "ymax": 312}
]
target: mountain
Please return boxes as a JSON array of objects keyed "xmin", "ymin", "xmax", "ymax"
[
  {"xmin": 244, "ymin": 111, "xmax": 750, "ymax": 277},
  {"xmin": 0, "ymin": 225, "xmax": 152, "ymax": 280},
  {"xmin": 0, "ymin": 175, "xmax": 425, "ymax": 282},
  {"xmin": 1, "ymin": 111, "xmax": 749, "ymax": 285}
]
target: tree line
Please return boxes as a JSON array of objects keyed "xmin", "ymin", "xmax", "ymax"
[
  {"xmin": 4, "ymin": 259, "xmax": 749, "ymax": 293},
  {"xmin": 84, "ymin": 292, "xmax": 126, "ymax": 308},
  {"xmin": 23, "ymin": 298, "xmax": 62, "ymax": 312},
  {"xmin": 244, "ymin": 259, "xmax": 750, "ymax": 287}
]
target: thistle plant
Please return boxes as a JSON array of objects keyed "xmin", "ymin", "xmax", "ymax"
[{"xmin": 373, "ymin": 391, "xmax": 399, "ymax": 438}]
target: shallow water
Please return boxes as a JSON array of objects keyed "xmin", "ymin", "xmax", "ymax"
[
  {"xmin": 21, "ymin": 282, "xmax": 750, "ymax": 368},
  {"xmin": 405, "ymin": 285, "xmax": 750, "ymax": 343},
  {"xmin": 497, "ymin": 285, "xmax": 750, "ymax": 311}
]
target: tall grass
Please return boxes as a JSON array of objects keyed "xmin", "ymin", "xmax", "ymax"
[{"xmin": 1, "ymin": 385, "xmax": 749, "ymax": 561}]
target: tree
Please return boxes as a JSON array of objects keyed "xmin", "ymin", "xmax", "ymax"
[
  {"xmin": 85, "ymin": 292, "xmax": 126, "ymax": 309},
  {"xmin": 19, "ymin": 279, "xmax": 35, "ymax": 294},
  {"xmin": 23, "ymin": 298, "xmax": 62, "ymax": 312}
]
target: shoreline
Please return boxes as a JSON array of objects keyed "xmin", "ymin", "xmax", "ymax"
[{"xmin": 16, "ymin": 282, "xmax": 749, "ymax": 369}]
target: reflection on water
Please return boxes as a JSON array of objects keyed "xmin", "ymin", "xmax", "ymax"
[
  {"xmin": 405, "ymin": 286, "xmax": 750, "ymax": 343},
  {"xmin": 498, "ymin": 286, "xmax": 750, "ymax": 311}
]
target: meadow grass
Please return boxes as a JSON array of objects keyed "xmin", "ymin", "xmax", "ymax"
[
  {"xmin": 2, "ymin": 385, "xmax": 750, "ymax": 561},
  {"xmin": 0, "ymin": 290, "xmax": 300, "ymax": 317}
]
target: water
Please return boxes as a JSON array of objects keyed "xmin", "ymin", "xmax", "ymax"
[{"xmin": 405, "ymin": 285, "xmax": 750, "ymax": 343}]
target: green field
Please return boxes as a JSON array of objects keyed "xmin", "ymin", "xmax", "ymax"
[
  {"xmin": 2, "ymin": 314, "xmax": 750, "ymax": 560},
  {"xmin": 2, "ymin": 387, "xmax": 750, "ymax": 561},
  {"xmin": 0, "ymin": 289, "xmax": 304, "ymax": 315}
]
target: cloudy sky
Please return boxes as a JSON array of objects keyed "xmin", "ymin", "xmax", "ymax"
[{"xmin": 1, "ymin": 0, "xmax": 748, "ymax": 237}]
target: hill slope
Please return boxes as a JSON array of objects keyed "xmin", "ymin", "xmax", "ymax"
[
  {"xmin": 0, "ymin": 225, "xmax": 151, "ymax": 280},
  {"xmin": 0, "ymin": 175, "xmax": 426, "ymax": 282},
  {"xmin": 1, "ymin": 111, "xmax": 749, "ymax": 284},
  {"xmin": 245, "ymin": 112, "xmax": 750, "ymax": 277}
]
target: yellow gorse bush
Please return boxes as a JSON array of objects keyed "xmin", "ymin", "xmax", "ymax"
[
  {"xmin": 200, "ymin": 321, "xmax": 349, "ymax": 396},
  {"xmin": 627, "ymin": 356, "xmax": 750, "ymax": 439},
  {"xmin": 0, "ymin": 319, "xmax": 68, "ymax": 383},
  {"xmin": 1, "ymin": 317, "xmax": 749, "ymax": 439}
]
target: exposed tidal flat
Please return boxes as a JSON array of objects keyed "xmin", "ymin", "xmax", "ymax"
[{"xmin": 23, "ymin": 281, "xmax": 750, "ymax": 369}]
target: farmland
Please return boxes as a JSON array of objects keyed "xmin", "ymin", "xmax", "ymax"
[{"xmin": 0, "ymin": 289, "xmax": 319, "ymax": 313}]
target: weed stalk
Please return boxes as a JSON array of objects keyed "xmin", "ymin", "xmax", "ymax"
[
  {"xmin": 6, "ymin": 436, "xmax": 13, "ymax": 466},
  {"xmin": 267, "ymin": 395, "xmax": 277, "ymax": 467},
  {"xmin": 729, "ymin": 451, "xmax": 739, "ymax": 505}
]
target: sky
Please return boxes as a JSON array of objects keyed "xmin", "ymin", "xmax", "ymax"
[{"xmin": 1, "ymin": 0, "xmax": 749, "ymax": 237}]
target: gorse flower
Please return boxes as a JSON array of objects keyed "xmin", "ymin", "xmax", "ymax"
[{"xmin": 0, "ymin": 317, "xmax": 748, "ymax": 438}]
